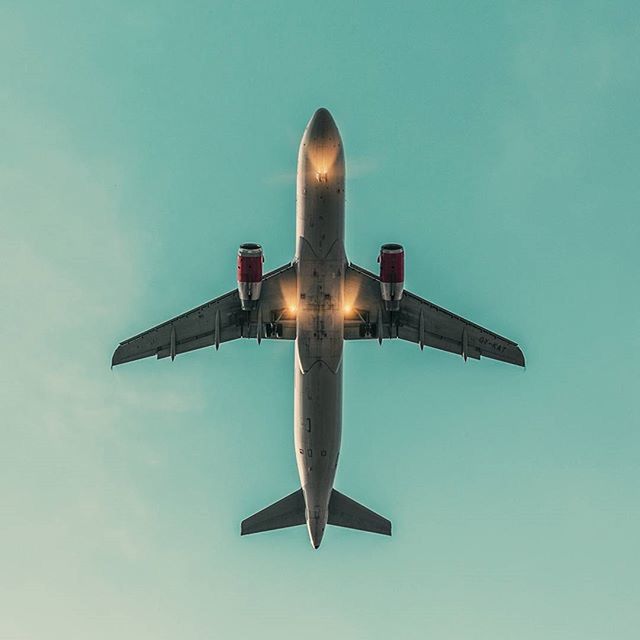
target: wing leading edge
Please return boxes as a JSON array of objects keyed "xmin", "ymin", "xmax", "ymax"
[
  {"xmin": 112, "ymin": 262, "xmax": 297, "ymax": 367},
  {"xmin": 345, "ymin": 263, "xmax": 525, "ymax": 367}
]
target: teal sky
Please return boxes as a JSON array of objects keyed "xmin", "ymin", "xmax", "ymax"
[{"xmin": 2, "ymin": 2, "xmax": 639, "ymax": 638}]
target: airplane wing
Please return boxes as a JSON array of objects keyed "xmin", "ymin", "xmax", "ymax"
[
  {"xmin": 344, "ymin": 263, "xmax": 525, "ymax": 367},
  {"xmin": 112, "ymin": 262, "xmax": 297, "ymax": 367}
]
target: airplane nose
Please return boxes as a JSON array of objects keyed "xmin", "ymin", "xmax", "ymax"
[
  {"xmin": 306, "ymin": 107, "xmax": 339, "ymax": 141},
  {"xmin": 299, "ymin": 107, "xmax": 344, "ymax": 181}
]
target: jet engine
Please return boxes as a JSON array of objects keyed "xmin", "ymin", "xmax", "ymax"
[
  {"xmin": 378, "ymin": 243, "xmax": 404, "ymax": 310},
  {"xmin": 237, "ymin": 243, "xmax": 263, "ymax": 310}
]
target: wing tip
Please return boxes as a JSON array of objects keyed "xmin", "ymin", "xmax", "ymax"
[
  {"xmin": 111, "ymin": 343, "xmax": 135, "ymax": 367},
  {"xmin": 111, "ymin": 348, "xmax": 121, "ymax": 368}
]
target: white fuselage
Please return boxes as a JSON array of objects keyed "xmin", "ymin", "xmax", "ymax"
[{"xmin": 294, "ymin": 109, "xmax": 346, "ymax": 548}]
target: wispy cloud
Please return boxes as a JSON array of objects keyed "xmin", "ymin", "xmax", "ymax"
[{"xmin": 0, "ymin": 102, "xmax": 206, "ymax": 592}]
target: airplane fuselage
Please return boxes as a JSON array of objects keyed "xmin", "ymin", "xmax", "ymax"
[{"xmin": 294, "ymin": 109, "xmax": 346, "ymax": 548}]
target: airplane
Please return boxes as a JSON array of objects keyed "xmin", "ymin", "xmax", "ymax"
[{"xmin": 112, "ymin": 107, "xmax": 525, "ymax": 549}]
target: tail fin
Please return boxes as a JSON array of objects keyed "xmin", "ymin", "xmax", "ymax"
[
  {"xmin": 328, "ymin": 490, "xmax": 392, "ymax": 536},
  {"xmin": 241, "ymin": 489, "xmax": 306, "ymax": 535}
]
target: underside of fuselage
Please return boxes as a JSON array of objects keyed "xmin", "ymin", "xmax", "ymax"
[
  {"xmin": 240, "ymin": 109, "xmax": 392, "ymax": 548},
  {"xmin": 294, "ymin": 107, "xmax": 346, "ymax": 548}
]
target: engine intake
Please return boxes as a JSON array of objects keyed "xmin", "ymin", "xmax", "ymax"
[
  {"xmin": 378, "ymin": 243, "xmax": 404, "ymax": 311},
  {"xmin": 237, "ymin": 243, "xmax": 263, "ymax": 310}
]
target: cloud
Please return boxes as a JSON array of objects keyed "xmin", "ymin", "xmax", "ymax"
[{"xmin": 0, "ymin": 101, "xmax": 206, "ymax": 590}]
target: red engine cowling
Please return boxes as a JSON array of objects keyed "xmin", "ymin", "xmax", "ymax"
[
  {"xmin": 378, "ymin": 243, "xmax": 404, "ymax": 310},
  {"xmin": 237, "ymin": 243, "xmax": 263, "ymax": 310}
]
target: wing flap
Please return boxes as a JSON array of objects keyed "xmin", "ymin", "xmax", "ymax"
[{"xmin": 398, "ymin": 323, "xmax": 481, "ymax": 359}]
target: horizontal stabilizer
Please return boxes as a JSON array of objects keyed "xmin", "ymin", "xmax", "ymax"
[
  {"xmin": 241, "ymin": 489, "xmax": 306, "ymax": 535},
  {"xmin": 328, "ymin": 490, "xmax": 391, "ymax": 536}
]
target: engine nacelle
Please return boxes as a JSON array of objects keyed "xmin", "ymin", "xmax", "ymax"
[
  {"xmin": 237, "ymin": 243, "xmax": 263, "ymax": 310},
  {"xmin": 378, "ymin": 243, "xmax": 404, "ymax": 311}
]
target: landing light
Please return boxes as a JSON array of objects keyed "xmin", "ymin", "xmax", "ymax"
[
  {"xmin": 289, "ymin": 305, "xmax": 297, "ymax": 313},
  {"xmin": 343, "ymin": 304, "xmax": 352, "ymax": 313}
]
